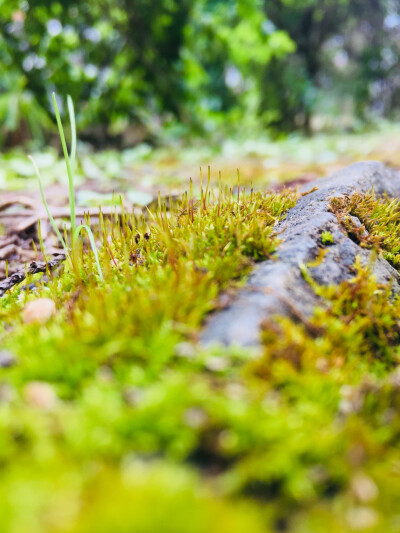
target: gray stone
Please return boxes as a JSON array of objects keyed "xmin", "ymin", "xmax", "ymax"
[
  {"xmin": 0, "ymin": 350, "xmax": 17, "ymax": 368},
  {"xmin": 201, "ymin": 161, "xmax": 400, "ymax": 347}
]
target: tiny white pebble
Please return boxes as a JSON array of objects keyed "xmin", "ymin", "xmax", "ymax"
[
  {"xmin": 346, "ymin": 506, "xmax": 379, "ymax": 530},
  {"xmin": 23, "ymin": 298, "xmax": 56, "ymax": 325},
  {"xmin": 351, "ymin": 473, "xmax": 378, "ymax": 503},
  {"xmin": 23, "ymin": 381, "xmax": 57, "ymax": 409},
  {"xmin": 205, "ymin": 356, "xmax": 229, "ymax": 372}
]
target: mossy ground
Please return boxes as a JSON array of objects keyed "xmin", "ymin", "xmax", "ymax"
[{"xmin": 1, "ymin": 184, "xmax": 400, "ymax": 532}]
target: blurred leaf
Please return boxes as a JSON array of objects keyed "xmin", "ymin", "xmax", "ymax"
[{"xmin": 126, "ymin": 189, "xmax": 154, "ymax": 206}]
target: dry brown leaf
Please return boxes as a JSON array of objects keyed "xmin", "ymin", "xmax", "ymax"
[{"xmin": 0, "ymin": 244, "xmax": 17, "ymax": 260}]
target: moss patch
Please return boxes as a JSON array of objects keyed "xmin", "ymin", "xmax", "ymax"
[
  {"xmin": 0, "ymin": 186, "xmax": 298, "ymax": 532},
  {"xmin": 321, "ymin": 230, "xmax": 334, "ymax": 245},
  {"xmin": 2, "ymin": 188, "xmax": 400, "ymax": 531},
  {"xmin": 330, "ymin": 191, "xmax": 400, "ymax": 269}
]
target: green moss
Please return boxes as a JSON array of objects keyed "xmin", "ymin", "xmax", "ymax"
[
  {"xmin": 0, "ymin": 185, "xmax": 299, "ymax": 532},
  {"xmin": 256, "ymin": 258, "xmax": 400, "ymax": 378},
  {"xmin": 321, "ymin": 230, "xmax": 334, "ymax": 245},
  {"xmin": 3, "ymin": 188, "xmax": 400, "ymax": 531},
  {"xmin": 330, "ymin": 191, "xmax": 400, "ymax": 269},
  {"xmin": 306, "ymin": 247, "xmax": 327, "ymax": 267},
  {"xmin": 242, "ymin": 258, "xmax": 400, "ymax": 529}
]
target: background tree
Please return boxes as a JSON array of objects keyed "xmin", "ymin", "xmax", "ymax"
[
  {"xmin": 0, "ymin": 0, "xmax": 399, "ymax": 147},
  {"xmin": 262, "ymin": 0, "xmax": 400, "ymax": 131}
]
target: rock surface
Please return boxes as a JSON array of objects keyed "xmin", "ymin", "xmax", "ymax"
[{"xmin": 201, "ymin": 161, "xmax": 400, "ymax": 347}]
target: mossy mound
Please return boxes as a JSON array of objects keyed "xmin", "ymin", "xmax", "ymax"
[
  {"xmin": 202, "ymin": 161, "xmax": 400, "ymax": 346},
  {"xmin": 1, "ymin": 165, "xmax": 400, "ymax": 531}
]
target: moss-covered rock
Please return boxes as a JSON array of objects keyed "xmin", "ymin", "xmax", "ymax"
[{"xmin": 2, "ymin": 163, "xmax": 400, "ymax": 531}]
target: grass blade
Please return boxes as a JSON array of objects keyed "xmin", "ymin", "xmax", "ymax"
[
  {"xmin": 28, "ymin": 155, "xmax": 68, "ymax": 253},
  {"xmin": 52, "ymin": 92, "xmax": 76, "ymax": 233},
  {"xmin": 67, "ymin": 94, "xmax": 76, "ymax": 170}
]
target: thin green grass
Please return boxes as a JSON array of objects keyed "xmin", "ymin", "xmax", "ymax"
[
  {"xmin": 52, "ymin": 92, "xmax": 76, "ymax": 234},
  {"xmin": 67, "ymin": 94, "xmax": 77, "ymax": 170},
  {"xmin": 29, "ymin": 93, "xmax": 103, "ymax": 281},
  {"xmin": 28, "ymin": 154, "xmax": 68, "ymax": 252}
]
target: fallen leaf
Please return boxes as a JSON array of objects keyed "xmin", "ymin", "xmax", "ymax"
[{"xmin": 0, "ymin": 244, "xmax": 17, "ymax": 260}]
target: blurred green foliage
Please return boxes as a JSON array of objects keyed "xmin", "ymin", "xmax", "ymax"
[{"xmin": 0, "ymin": 0, "xmax": 399, "ymax": 147}]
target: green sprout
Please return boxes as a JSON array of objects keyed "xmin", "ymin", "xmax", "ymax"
[
  {"xmin": 29, "ymin": 92, "xmax": 103, "ymax": 282},
  {"xmin": 321, "ymin": 230, "xmax": 334, "ymax": 245}
]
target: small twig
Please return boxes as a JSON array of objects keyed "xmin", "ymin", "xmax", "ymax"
[{"xmin": 0, "ymin": 254, "xmax": 66, "ymax": 297}]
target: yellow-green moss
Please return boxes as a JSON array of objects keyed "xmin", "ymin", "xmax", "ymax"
[
  {"xmin": 321, "ymin": 230, "xmax": 334, "ymax": 245},
  {"xmin": 0, "ymin": 185, "xmax": 299, "ymax": 532},
  {"xmin": 330, "ymin": 191, "xmax": 400, "ymax": 269},
  {"xmin": 2, "ymin": 188, "xmax": 400, "ymax": 532}
]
